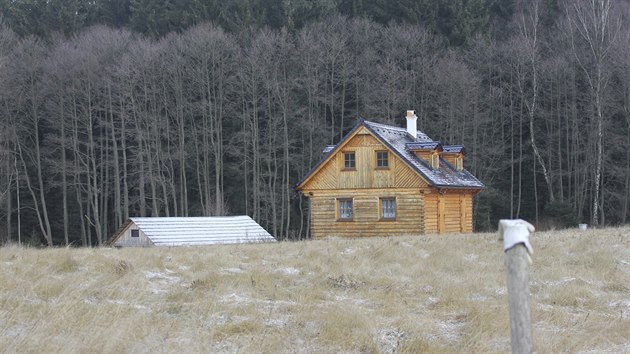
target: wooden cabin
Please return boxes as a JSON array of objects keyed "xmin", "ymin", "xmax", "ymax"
[
  {"xmin": 109, "ymin": 216, "xmax": 276, "ymax": 247},
  {"xmin": 296, "ymin": 110, "xmax": 484, "ymax": 238}
]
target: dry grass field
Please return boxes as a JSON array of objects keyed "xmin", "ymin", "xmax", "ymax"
[{"xmin": 1, "ymin": 227, "xmax": 629, "ymax": 353}]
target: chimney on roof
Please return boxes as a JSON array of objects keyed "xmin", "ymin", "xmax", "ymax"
[{"xmin": 406, "ymin": 110, "xmax": 417, "ymax": 139}]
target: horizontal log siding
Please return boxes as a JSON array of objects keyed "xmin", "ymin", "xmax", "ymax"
[
  {"xmin": 310, "ymin": 189, "xmax": 424, "ymax": 239},
  {"xmin": 444, "ymin": 193, "xmax": 461, "ymax": 233},
  {"xmin": 421, "ymin": 191, "xmax": 474, "ymax": 234},
  {"xmin": 424, "ymin": 193, "xmax": 439, "ymax": 234}
]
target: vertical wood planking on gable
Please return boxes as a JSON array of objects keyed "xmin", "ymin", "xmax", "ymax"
[{"xmin": 301, "ymin": 133, "xmax": 430, "ymax": 191}]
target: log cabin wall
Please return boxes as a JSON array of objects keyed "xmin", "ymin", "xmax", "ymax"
[
  {"xmin": 309, "ymin": 189, "xmax": 424, "ymax": 239},
  {"xmin": 423, "ymin": 190, "xmax": 474, "ymax": 234}
]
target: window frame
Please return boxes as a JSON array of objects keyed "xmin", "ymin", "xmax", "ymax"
[
  {"xmin": 375, "ymin": 150, "xmax": 389, "ymax": 169},
  {"xmin": 131, "ymin": 229, "xmax": 139, "ymax": 238},
  {"xmin": 337, "ymin": 198, "xmax": 354, "ymax": 221},
  {"xmin": 379, "ymin": 197, "xmax": 397, "ymax": 221},
  {"xmin": 431, "ymin": 153, "xmax": 440, "ymax": 169},
  {"xmin": 456, "ymin": 156, "xmax": 463, "ymax": 171},
  {"xmin": 342, "ymin": 151, "xmax": 356, "ymax": 171}
]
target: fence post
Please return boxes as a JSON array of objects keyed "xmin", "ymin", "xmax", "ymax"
[{"xmin": 498, "ymin": 219, "xmax": 534, "ymax": 354}]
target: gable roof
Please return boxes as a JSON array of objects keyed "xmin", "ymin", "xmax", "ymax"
[
  {"xmin": 109, "ymin": 216, "xmax": 276, "ymax": 246},
  {"xmin": 296, "ymin": 119, "xmax": 484, "ymax": 190}
]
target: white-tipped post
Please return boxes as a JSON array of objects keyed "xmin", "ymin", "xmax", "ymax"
[{"xmin": 498, "ymin": 219, "xmax": 535, "ymax": 354}]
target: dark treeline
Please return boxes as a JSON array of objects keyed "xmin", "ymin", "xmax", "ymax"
[
  {"xmin": 1, "ymin": 0, "xmax": 630, "ymax": 246},
  {"xmin": 0, "ymin": 0, "xmax": 503, "ymax": 45}
]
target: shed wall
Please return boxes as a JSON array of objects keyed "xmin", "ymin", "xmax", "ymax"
[{"xmin": 113, "ymin": 224, "xmax": 154, "ymax": 247}]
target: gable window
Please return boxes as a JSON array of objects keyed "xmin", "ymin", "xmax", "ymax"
[
  {"xmin": 376, "ymin": 151, "xmax": 389, "ymax": 169},
  {"xmin": 131, "ymin": 229, "xmax": 139, "ymax": 238},
  {"xmin": 343, "ymin": 152, "xmax": 356, "ymax": 170},
  {"xmin": 380, "ymin": 198, "xmax": 396, "ymax": 220},
  {"xmin": 338, "ymin": 198, "xmax": 353, "ymax": 221}
]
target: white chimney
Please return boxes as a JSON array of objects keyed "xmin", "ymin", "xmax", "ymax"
[{"xmin": 406, "ymin": 110, "xmax": 417, "ymax": 139}]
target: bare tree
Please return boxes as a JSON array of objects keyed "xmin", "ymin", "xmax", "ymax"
[{"xmin": 567, "ymin": 0, "xmax": 621, "ymax": 226}]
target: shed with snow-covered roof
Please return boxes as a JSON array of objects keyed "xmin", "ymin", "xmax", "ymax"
[
  {"xmin": 109, "ymin": 216, "xmax": 276, "ymax": 247},
  {"xmin": 296, "ymin": 110, "xmax": 484, "ymax": 238}
]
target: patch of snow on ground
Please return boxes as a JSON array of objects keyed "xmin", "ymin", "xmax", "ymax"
[
  {"xmin": 417, "ymin": 249, "xmax": 430, "ymax": 259},
  {"xmin": 608, "ymin": 300, "xmax": 630, "ymax": 319},
  {"xmin": 464, "ymin": 253, "xmax": 479, "ymax": 262},
  {"xmin": 334, "ymin": 294, "xmax": 367, "ymax": 307},
  {"xmin": 3, "ymin": 322, "xmax": 37, "ymax": 338},
  {"xmin": 221, "ymin": 293, "xmax": 250, "ymax": 304},
  {"xmin": 470, "ymin": 293, "xmax": 491, "ymax": 302},
  {"xmin": 222, "ymin": 267, "xmax": 244, "ymax": 274},
  {"xmin": 278, "ymin": 267, "xmax": 299, "ymax": 275},
  {"xmin": 494, "ymin": 287, "xmax": 507, "ymax": 296},
  {"xmin": 263, "ymin": 318, "xmax": 287, "ymax": 328},
  {"xmin": 144, "ymin": 270, "xmax": 181, "ymax": 294},
  {"xmin": 379, "ymin": 328, "xmax": 406, "ymax": 354},
  {"xmin": 423, "ymin": 296, "xmax": 438, "ymax": 307},
  {"xmin": 341, "ymin": 248, "xmax": 355, "ymax": 255},
  {"xmin": 435, "ymin": 318, "xmax": 464, "ymax": 342}
]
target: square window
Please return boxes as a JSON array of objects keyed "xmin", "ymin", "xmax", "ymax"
[
  {"xmin": 380, "ymin": 198, "xmax": 396, "ymax": 220},
  {"xmin": 131, "ymin": 229, "xmax": 139, "ymax": 238},
  {"xmin": 338, "ymin": 199, "xmax": 353, "ymax": 220},
  {"xmin": 343, "ymin": 152, "xmax": 356, "ymax": 169},
  {"xmin": 376, "ymin": 151, "xmax": 389, "ymax": 168}
]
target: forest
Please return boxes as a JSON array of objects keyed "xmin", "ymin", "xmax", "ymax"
[{"xmin": 0, "ymin": 0, "xmax": 629, "ymax": 246}]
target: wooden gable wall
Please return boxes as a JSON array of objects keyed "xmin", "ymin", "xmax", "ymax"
[{"xmin": 300, "ymin": 128, "xmax": 429, "ymax": 191}]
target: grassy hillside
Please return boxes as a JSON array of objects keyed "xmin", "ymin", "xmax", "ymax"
[{"xmin": 1, "ymin": 228, "xmax": 629, "ymax": 353}]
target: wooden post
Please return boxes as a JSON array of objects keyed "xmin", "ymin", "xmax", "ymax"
[
  {"xmin": 505, "ymin": 243, "xmax": 533, "ymax": 354},
  {"xmin": 499, "ymin": 219, "xmax": 534, "ymax": 354}
]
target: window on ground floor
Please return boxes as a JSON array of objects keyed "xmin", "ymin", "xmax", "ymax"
[
  {"xmin": 380, "ymin": 197, "xmax": 396, "ymax": 220},
  {"xmin": 338, "ymin": 198, "xmax": 353, "ymax": 221}
]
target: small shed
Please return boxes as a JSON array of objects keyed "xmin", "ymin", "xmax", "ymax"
[{"xmin": 109, "ymin": 216, "xmax": 276, "ymax": 247}]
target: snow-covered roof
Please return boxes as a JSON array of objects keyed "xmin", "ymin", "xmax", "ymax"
[
  {"xmin": 443, "ymin": 145, "xmax": 465, "ymax": 154},
  {"xmin": 110, "ymin": 216, "xmax": 276, "ymax": 246}
]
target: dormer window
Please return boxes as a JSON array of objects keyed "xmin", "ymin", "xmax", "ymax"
[
  {"xmin": 343, "ymin": 151, "xmax": 356, "ymax": 170},
  {"xmin": 456, "ymin": 157, "xmax": 463, "ymax": 171},
  {"xmin": 431, "ymin": 153, "xmax": 440, "ymax": 169}
]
